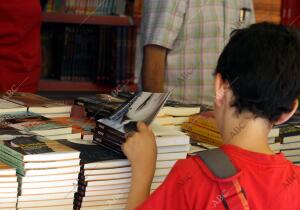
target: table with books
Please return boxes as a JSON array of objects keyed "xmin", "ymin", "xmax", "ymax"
[{"xmin": 0, "ymin": 92, "xmax": 299, "ymax": 210}]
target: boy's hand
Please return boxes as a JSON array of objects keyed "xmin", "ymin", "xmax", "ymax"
[{"xmin": 122, "ymin": 122, "xmax": 157, "ymax": 175}]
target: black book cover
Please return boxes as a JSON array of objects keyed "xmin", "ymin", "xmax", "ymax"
[{"xmin": 57, "ymin": 139, "xmax": 125, "ymax": 164}]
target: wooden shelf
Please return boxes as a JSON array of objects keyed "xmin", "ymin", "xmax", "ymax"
[
  {"xmin": 38, "ymin": 79, "xmax": 137, "ymax": 92},
  {"xmin": 42, "ymin": 12, "xmax": 138, "ymax": 26}
]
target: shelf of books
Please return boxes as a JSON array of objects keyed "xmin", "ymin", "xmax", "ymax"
[
  {"xmin": 42, "ymin": 12, "xmax": 137, "ymax": 26},
  {"xmin": 38, "ymin": 79, "xmax": 137, "ymax": 92}
]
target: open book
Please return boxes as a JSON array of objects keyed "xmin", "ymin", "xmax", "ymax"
[
  {"xmin": 94, "ymin": 91, "xmax": 171, "ymax": 153},
  {"xmin": 98, "ymin": 91, "xmax": 171, "ymax": 134}
]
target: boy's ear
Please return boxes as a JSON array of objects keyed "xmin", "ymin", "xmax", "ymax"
[
  {"xmin": 214, "ymin": 73, "xmax": 226, "ymax": 107},
  {"xmin": 275, "ymin": 99, "xmax": 299, "ymax": 125}
]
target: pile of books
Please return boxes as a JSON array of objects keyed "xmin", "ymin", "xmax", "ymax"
[
  {"xmin": 278, "ymin": 124, "xmax": 300, "ymax": 165},
  {"xmin": 152, "ymin": 102, "xmax": 201, "ymax": 129},
  {"xmin": 0, "ymin": 161, "xmax": 18, "ymax": 210},
  {"xmin": 0, "ymin": 136, "xmax": 80, "ymax": 210},
  {"xmin": 67, "ymin": 126, "xmax": 189, "ymax": 210},
  {"xmin": 182, "ymin": 111, "xmax": 281, "ymax": 153},
  {"xmin": 0, "ymin": 93, "xmax": 72, "ymax": 118}
]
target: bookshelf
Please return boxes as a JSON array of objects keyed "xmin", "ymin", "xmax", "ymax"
[
  {"xmin": 42, "ymin": 12, "xmax": 140, "ymax": 26},
  {"xmin": 40, "ymin": 12, "xmax": 140, "ymax": 93}
]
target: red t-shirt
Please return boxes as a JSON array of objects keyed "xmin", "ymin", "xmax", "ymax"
[
  {"xmin": 137, "ymin": 144, "xmax": 300, "ymax": 210},
  {"xmin": 0, "ymin": 1, "xmax": 42, "ymax": 93}
]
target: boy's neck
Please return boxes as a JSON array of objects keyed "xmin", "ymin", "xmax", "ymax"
[{"xmin": 220, "ymin": 111, "xmax": 274, "ymax": 155}]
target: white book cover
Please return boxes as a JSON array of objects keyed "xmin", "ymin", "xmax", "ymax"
[
  {"xmin": 18, "ymin": 205, "xmax": 73, "ymax": 210},
  {"xmin": 24, "ymin": 159, "xmax": 80, "ymax": 169},
  {"xmin": 84, "ymin": 188, "xmax": 129, "ymax": 197},
  {"xmin": 283, "ymin": 135, "xmax": 300, "ymax": 144},
  {"xmin": 282, "ymin": 149, "xmax": 300, "ymax": 157},
  {"xmin": 47, "ymin": 132, "xmax": 81, "ymax": 140},
  {"xmin": 0, "ymin": 192, "xmax": 17, "ymax": 198},
  {"xmin": 153, "ymin": 116, "xmax": 189, "ymax": 126},
  {"xmin": 80, "ymin": 193, "xmax": 128, "ymax": 202},
  {"xmin": 21, "ymin": 179, "xmax": 77, "ymax": 189},
  {"xmin": 0, "ymin": 197, "xmax": 17, "ymax": 203},
  {"xmin": 20, "ymin": 185, "xmax": 78, "ymax": 195},
  {"xmin": 157, "ymin": 152, "xmax": 187, "ymax": 161},
  {"xmin": 85, "ymin": 178, "xmax": 132, "ymax": 187},
  {"xmin": 286, "ymin": 155, "xmax": 300, "ymax": 162},
  {"xmin": 81, "ymin": 198, "xmax": 127, "ymax": 207},
  {"xmin": 18, "ymin": 192, "xmax": 74, "ymax": 202},
  {"xmin": 281, "ymin": 141, "xmax": 300, "ymax": 150},
  {"xmin": 0, "ymin": 176, "xmax": 17, "ymax": 183},
  {"xmin": 157, "ymin": 145, "xmax": 190, "ymax": 154},
  {"xmin": 0, "ymin": 182, "xmax": 18, "ymax": 188},
  {"xmin": 84, "ymin": 167, "xmax": 131, "ymax": 176},
  {"xmin": 84, "ymin": 160, "xmax": 130, "ymax": 170},
  {"xmin": 84, "ymin": 183, "xmax": 131, "ymax": 192},
  {"xmin": 156, "ymin": 160, "xmax": 177, "ymax": 169},
  {"xmin": 17, "ymin": 198, "xmax": 73, "ymax": 208},
  {"xmin": 0, "ymin": 202, "xmax": 16, "ymax": 208},
  {"xmin": 24, "ymin": 166, "xmax": 80, "ymax": 176},
  {"xmin": 21, "ymin": 173, "xmax": 79, "ymax": 183},
  {"xmin": 80, "ymin": 204, "xmax": 125, "ymax": 210},
  {"xmin": 0, "ymin": 187, "xmax": 18, "ymax": 193},
  {"xmin": 85, "ymin": 172, "xmax": 131, "ymax": 181}
]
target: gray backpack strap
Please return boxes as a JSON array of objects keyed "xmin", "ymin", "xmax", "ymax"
[
  {"xmin": 196, "ymin": 148, "xmax": 237, "ymax": 179},
  {"xmin": 193, "ymin": 148, "xmax": 250, "ymax": 210}
]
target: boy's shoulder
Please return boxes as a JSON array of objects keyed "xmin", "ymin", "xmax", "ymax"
[{"xmin": 172, "ymin": 156, "xmax": 225, "ymax": 184}]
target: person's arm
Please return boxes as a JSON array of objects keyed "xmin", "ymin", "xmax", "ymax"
[
  {"xmin": 141, "ymin": 45, "xmax": 167, "ymax": 92},
  {"xmin": 122, "ymin": 123, "xmax": 157, "ymax": 210}
]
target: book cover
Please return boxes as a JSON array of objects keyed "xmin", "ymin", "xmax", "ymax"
[
  {"xmin": 57, "ymin": 139, "xmax": 125, "ymax": 164},
  {"xmin": 98, "ymin": 91, "xmax": 171, "ymax": 134},
  {"xmin": 0, "ymin": 137, "xmax": 79, "ymax": 162}
]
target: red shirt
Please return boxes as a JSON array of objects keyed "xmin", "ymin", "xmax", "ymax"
[
  {"xmin": 137, "ymin": 144, "xmax": 300, "ymax": 210},
  {"xmin": 0, "ymin": 1, "xmax": 42, "ymax": 93}
]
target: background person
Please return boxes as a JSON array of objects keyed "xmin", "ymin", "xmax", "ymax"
[{"xmin": 141, "ymin": 0, "xmax": 255, "ymax": 105}]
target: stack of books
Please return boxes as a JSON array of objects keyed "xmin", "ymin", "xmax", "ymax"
[
  {"xmin": 75, "ymin": 91, "xmax": 191, "ymax": 209},
  {"xmin": 153, "ymin": 103, "xmax": 201, "ymax": 129},
  {"xmin": 63, "ymin": 127, "xmax": 189, "ymax": 210},
  {"xmin": 0, "ymin": 136, "xmax": 80, "ymax": 210},
  {"xmin": 182, "ymin": 111, "xmax": 281, "ymax": 153},
  {"xmin": 278, "ymin": 125, "xmax": 300, "ymax": 165},
  {"xmin": 0, "ymin": 161, "xmax": 18, "ymax": 210},
  {"xmin": 1, "ymin": 93, "xmax": 72, "ymax": 118},
  {"xmin": 53, "ymin": 117, "xmax": 95, "ymax": 141},
  {"xmin": 1, "ymin": 111, "xmax": 79, "ymax": 141},
  {"xmin": 61, "ymin": 140, "xmax": 128, "ymax": 210}
]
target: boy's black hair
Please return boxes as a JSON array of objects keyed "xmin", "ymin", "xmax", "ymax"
[{"xmin": 215, "ymin": 22, "xmax": 300, "ymax": 122}]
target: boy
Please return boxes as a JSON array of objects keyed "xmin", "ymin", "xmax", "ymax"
[{"xmin": 122, "ymin": 23, "xmax": 300, "ymax": 210}]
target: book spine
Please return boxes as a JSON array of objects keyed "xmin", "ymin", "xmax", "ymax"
[
  {"xmin": 0, "ymin": 144, "xmax": 24, "ymax": 162},
  {"xmin": 0, "ymin": 152, "xmax": 25, "ymax": 175},
  {"xmin": 94, "ymin": 141, "xmax": 125, "ymax": 154},
  {"xmin": 94, "ymin": 129, "xmax": 124, "ymax": 144},
  {"xmin": 96, "ymin": 122, "xmax": 125, "ymax": 138},
  {"xmin": 93, "ymin": 134, "xmax": 123, "ymax": 152}
]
